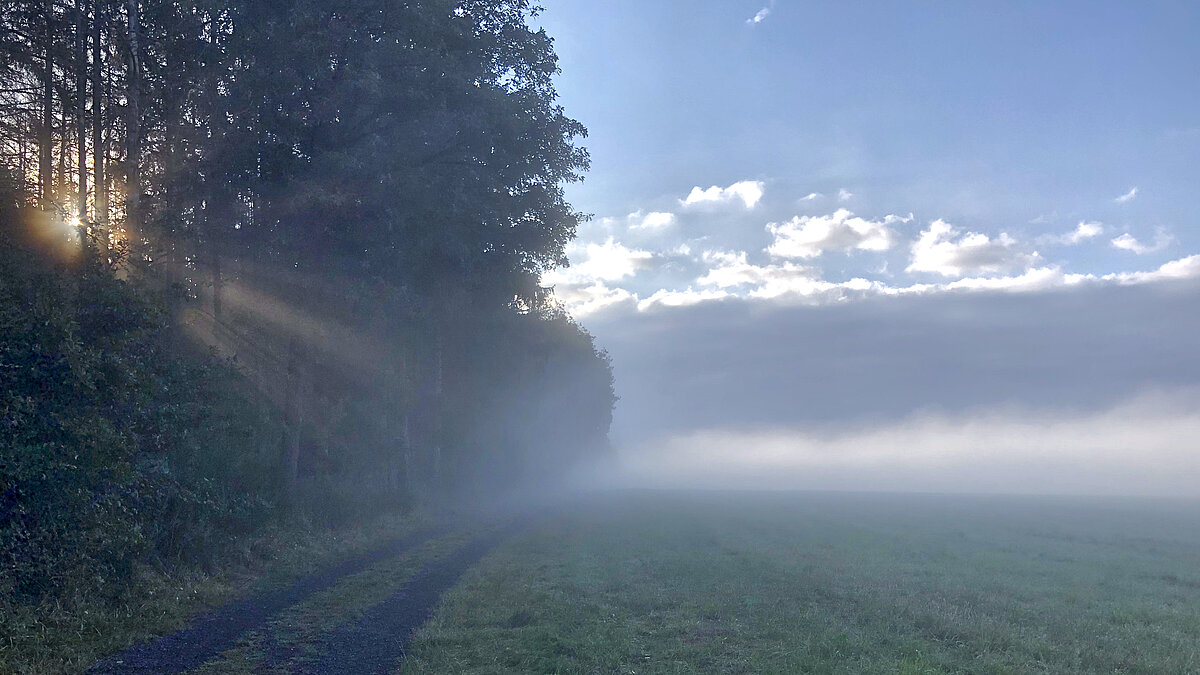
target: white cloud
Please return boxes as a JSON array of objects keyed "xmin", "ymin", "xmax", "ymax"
[
  {"xmin": 800, "ymin": 192, "xmax": 822, "ymax": 201},
  {"xmin": 933, "ymin": 266, "xmax": 1089, "ymax": 293},
  {"xmin": 548, "ymin": 281, "xmax": 636, "ymax": 317},
  {"xmin": 697, "ymin": 250, "xmax": 815, "ymax": 291},
  {"xmin": 751, "ymin": 276, "xmax": 877, "ymax": 301},
  {"xmin": 682, "ymin": 180, "xmax": 765, "ymax": 209},
  {"xmin": 638, "ymin": 288, "xmax": 729, "ymax": 312},
  {"xmin": 1038, "ymin": 221, "xmax": 1104, "ymax": 246},
  {"xmin": 1065, "ymin": 221, "xmax": 1103, "ymax": 244},
  {"xmin": 746, "ymin": 1, "xmax": 777, "ymax": 25},
  {"xmin": 837, "ymin": 188, "xmax": 854, "ymax": 201},
  {"xmin": 1111, "ymin": 229, "xmax": 1172, "ymax": 255},
  {"xmin": 693, "ymin": 249, "xmax": 890, "ymax": 302},
  {"xmin": 548, "ymin": 248, "xmax": 1200, "ymax": 318},
  {"xmin": 766, "ymin": 209, "xmax": 905, "ymax": 260},
  {"xmin": 1149, "ymin": 254, "xmax": 1200, "ymax": 279},
  {"xmin": 630, "ymin": 211, "xmax": 676, "ymax": 230},
  {"xmin": 1107, "ymin": 254, "xmax": 1200, "ymax": 284},
  {"xmin": 746, "ymin": 6, "xmax": 771, "ymax": 24},
  {"xmin": 1115, "ymin": 187, "xmax": 1139, "ymax": 204},
  {"xmin": 542, "ymin": 237, "xmax": 654, "ymax": 284},
  {"xmin": 907, "ymin": 219, "xmax": 1038, "ymax": 277}
]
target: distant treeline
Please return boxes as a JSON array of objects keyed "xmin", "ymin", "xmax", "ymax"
[{"xmin": 0, "ymin": 0, "xmax": 613, "ymax": 602}]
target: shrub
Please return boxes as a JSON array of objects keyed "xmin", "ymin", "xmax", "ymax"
[{"xmin": 0, "ymin": 211, "xmax": 280, "ymax": 602}]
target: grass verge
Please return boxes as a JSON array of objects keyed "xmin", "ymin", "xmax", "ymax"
[
  {"xmin": 188, "ymin": 530, "xmax": 473, "ymax": 674},
  {"xmin": 0, "ymin": 508, "xmax": 431, "ymax": 675}
]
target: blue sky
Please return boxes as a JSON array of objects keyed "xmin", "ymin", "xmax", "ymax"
[
  {"xmin": 542, "ymin": 1, "xmax": 1199, "ymax": 223},
  {"xmin": 537, "ymin": 2, "xmax": 1200, "ymax": 495}
]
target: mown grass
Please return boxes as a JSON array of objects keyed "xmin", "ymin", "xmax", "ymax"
[
  {"xmin": 402, "ymin": 491, "xmax": 1200, "ymax": 674},
  {"xmin": 0, "ymin": 509, "xmax": 431, "ymax": 675}
]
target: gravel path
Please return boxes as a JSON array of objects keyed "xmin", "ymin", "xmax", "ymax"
[
  {"xmin": 300, "ymin": 519, "xmax": 528, "ymax": 675},
  {"xmin": 86, "ymin": 527, "xmax": 443, "ymax": 674}
]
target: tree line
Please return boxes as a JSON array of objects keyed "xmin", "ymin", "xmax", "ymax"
[{"xmin": 0, "ymin": 0, "xmax": 614, "ymax": 601}]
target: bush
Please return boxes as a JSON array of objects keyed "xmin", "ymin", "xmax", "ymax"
[{"xmin": 0, "ymin": 210, "xmax": 281, "ymax": 602}]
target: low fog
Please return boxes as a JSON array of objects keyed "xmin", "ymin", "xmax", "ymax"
[{"xmin": 589, "ymin": 276, "xmax": 1200, "ymax": 497}]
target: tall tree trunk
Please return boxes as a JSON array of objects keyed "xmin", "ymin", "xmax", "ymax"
[
  {"xmin": 432, "ymin": 332, "xmax": 443, "ymax": 485},
  {"xmin": 124, "ymin": 0, "xmax": 139, "ymax": 229},
  {"xmin": 76, "ymin": 0, "xmax": 87, "ymax": 222},
  {"xmin": 210, "ymin": 239, "xmax": 223, "ymax": 320},
  {"xmin": 92, "ymin": 0, "xmax": 106, "ymax": 236},
  {"xmin": 39, "ymin": 0, "xmax": 53, "ymax": 210},
  {"xmin": 163, "ymin": 53, "xmax": 179, "ymax": 222},
  {"xmin": 57, "ymin": 101, "xmax": 67, "ymax": 199},
  {"xmin": 281, "ymin": 338, "xmax": 305, "ymax": 497},
  {"xmin": 207, "ymin": 19, "xmax": 224, "ymax": 320},
  {"xmin": 17, "ymin": 120, "xmax": 26, "ymax": 207}
]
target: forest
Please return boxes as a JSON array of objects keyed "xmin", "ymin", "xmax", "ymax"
[{"xmin": 0, "ymin": 0, "xmax": 614, "ymax": 607}]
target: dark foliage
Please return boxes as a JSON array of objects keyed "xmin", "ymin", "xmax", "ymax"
[
  {"xmin": 0, "ymin": 0, "xmax": 616, "ymax": 607},
  {"xmin": 0, "ymin": 211, "xmax": 280, "ymax": 601}
]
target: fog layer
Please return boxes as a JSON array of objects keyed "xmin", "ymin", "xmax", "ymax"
[{"xmin": 590, "ymin": 277, "xmax": 1200, "ymax": 496}]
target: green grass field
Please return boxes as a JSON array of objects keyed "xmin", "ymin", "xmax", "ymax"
[{"xmin": 403, "ymin": 491, "xmax": 1200, "ymax": 674}]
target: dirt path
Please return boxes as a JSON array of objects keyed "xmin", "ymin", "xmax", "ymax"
[
  {"xmin": 86, "ymin": 528, "xmax": 443, "ymax": 674},
  {"xmin": 299, "ymin": 520, "xmax": 528, "ymax": 674}
]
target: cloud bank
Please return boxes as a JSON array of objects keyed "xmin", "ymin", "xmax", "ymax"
[
  {"xmin": 620, "ymin": 388, "xmax": 1200, "ymax": 497},
  {"xmin": 595, "ymin": 276, "xmax": 1200, "ymax": 448}
]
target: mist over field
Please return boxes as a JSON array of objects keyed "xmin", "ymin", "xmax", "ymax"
[{"xmin": 580, "ymin": 277, "xmax": 1200, "ymax": 496}]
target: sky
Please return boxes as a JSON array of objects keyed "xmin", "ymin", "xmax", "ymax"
[{"xmin": 536, "ymin": 1, "xmax": 1200, "ymax": 497}]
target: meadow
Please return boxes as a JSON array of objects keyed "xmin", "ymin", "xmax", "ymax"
[
  {"xmin": 403, "ymin": 490, "xmax": 1200, "ymax": 674},
  {"xmin": 13, "ymin": 490, "xmax": 1200, "ymax": 674}
]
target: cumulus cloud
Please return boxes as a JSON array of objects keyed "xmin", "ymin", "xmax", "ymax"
[
  {"xmin": 837, "ymin": 188, "xmax": 854, "ymax": 201},
  {"xmin": 1112, "ymin": 229, "xmax": 1172, "ymax": 255},
  {"xmin": 682, "ymin": 180, "xmax": 765, "ymax": 209},
  {"xmin": 907, "ymin": 219, "xmax": 1038, "ymax": 277},
  {"xmin": 1106, "ymin": 254, "xmax": 1200, "ymax": 284},
  {"xmin": 542, "ymin": 237, "xmax": 654, "ymax": 285},
  {"xmin": 630, "ymin": 211, "xmax": 676, "ymax": 230},
  {"xmin": 1038, "ymin": 221, "xmax": 1103, "ymax": 246},
  {"xmin": 695, "ymin": 250, "xmax": 832, "ymax": 298},
  {"xmin": 548, "ymin": 281, "xmax": 636, "ymax": 317},
  {"xmin": 1115, "ymin": 187, "xmax": 1139, "ymax": 204},
  {"xmin": 548, "ymin": 240, "xmax": 1200, "ymax": 316},
  {"xmin": 766, "ymin": 209, "xmax": 906, "ymax": 259},
  {"xmin": 800, "ymin": 192, "xmax": 822, "ymax": 201}
]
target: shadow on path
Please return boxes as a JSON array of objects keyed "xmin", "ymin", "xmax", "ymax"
[
  {"xmin": 300, "ymin": 518, "xmax": 530, "ymax": 675},
  {"xmin": 86, "ymin": 527, "xmax": 444, "ymax": 674}
]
